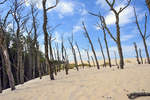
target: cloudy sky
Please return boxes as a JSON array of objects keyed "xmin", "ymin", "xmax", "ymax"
[{"xmin": 1, "ymin": 0, "xmax": 150, "ymax": 61}]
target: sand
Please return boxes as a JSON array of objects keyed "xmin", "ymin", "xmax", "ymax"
[{"xmin": 0, "ymin": 64, "xmax": 150, "ymax": 100}]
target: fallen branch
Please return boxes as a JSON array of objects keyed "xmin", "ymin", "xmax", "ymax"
[{"xmin": 127, "ymin": 92, "xmax": 150, "ymax": 99}]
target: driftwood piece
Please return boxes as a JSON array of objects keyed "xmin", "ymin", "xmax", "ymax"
[{"xmin": 127, "ymin": 92, "xmax": 150, "ymax": 99}]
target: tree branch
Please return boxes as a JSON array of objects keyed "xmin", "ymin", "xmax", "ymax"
[
  {"xmin": 0, "ymin": 0, "xmax": 7, "ymax": 4},
  {"xmin": 46, "ymin": 0, "xmax": 59, "ymax": 11},
  {"xmin": 134, "ymin": 7, "xmax": 144, "ymax": 38},
  {"xmin": 118, "ymin": 0, "xmax": 131, "ymax": 13},
  {"xmin": 144, "ymin": 13, "xmax": 147, "ymax": 37}
]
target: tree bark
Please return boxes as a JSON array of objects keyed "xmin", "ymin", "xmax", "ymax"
[
  {"xmin": 42, "ymin": 0, "xmax": 56, "ymax": 80},
  {"xmin": 86, "ymin": 49, "xmax": 91, "ymax": 67},
  {"xmin": 76, "ymin": 42, "xmax": 84, "ymax": 69},
  {"xmin": 98, "ymin": 38, "xmax": 106, "ymax": 67},
  {"xmin": 143, "ymin": 38, "xmax": 150, "ymax": 64},
  {"xmin": 134, "ymin": 8, "xmax": 150, "ymax": 64},
  {"xmin": 133, "ymin": 42, "xmax": 140, "ymax": 64},
  {"xmin": 68, "ymin": 40, "xmax": 79, "ymax": 71},
  {"xmin": 82, "ymin": 22, "xmax": 100, "ymax": 69},
  {"xmin": 114, "ymin": 51, "xmax": 119, "ymax": 68},
  {"xmin": 0, "ymin": 29, "xmax": 16, "ymax": 90},
  {"xmin": 139, "ymin": 48, "xmax": 143, "ymax": 64},
  {"xmin": 91, "ymin": 56, "xmax": 95, "ymax": 67},
  {"xmin": 0, "ymin": 64, "xmax": 2, "ymax": 93},
  {"xmin": 117, "ymin": 40, "xmax": 124, "ymax": 69}
]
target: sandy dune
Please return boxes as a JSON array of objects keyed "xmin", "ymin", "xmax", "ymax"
[{"xmin": 0, "ymin": 64, "xmax": 150, "ymax": 100}]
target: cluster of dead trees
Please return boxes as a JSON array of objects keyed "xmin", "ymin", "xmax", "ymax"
[
  {"xmin": 0, "ymin": 0, "xmax": 150, "ymax": 93},
  {"xmin": 0, "ymin": 0, "xmax": 69, "ymax": 93}
]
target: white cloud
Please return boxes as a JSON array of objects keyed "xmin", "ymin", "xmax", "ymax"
[
  {"xmin": 96, "ymin": 0, "xmax": 108, "ymax": 9},
  {"xmin": 56, "ymin": 2, "xmax": 74, "ymax": 15},
  {"xmin": 73, "ymin": 25, "xmax": 82, "ymax": 33},
  {"xmin": 81, "ymin": 9, "xmax": 88, "ymax": 16},
  {"xmin": 121, "ymin": 34, "xmax": 134, "ymax": 42}
]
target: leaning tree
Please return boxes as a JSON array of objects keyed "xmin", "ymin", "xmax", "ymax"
[
  {"xmin": 134, "ymin": 8, "xmax": 150, "ymax": 64},
  {"xmin": 90, "ymin": 0, "xmax": 131, "ymax": 69},
  {"xmin": 42, "ymin": 0, "xmax": 59, "ymax": 80},
  {"xmin": 0, "ymin": 11, "xmax": 16, "ymax": 91},
  {"xmin": 82, "ymin": 22, "xmax": 100, "ymax": 69}
]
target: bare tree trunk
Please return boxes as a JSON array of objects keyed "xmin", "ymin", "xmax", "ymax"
[
  {"xmin": 19, "ymin": 46, "xmax": 24, "ymax": 84},
  {"xmin": 139, "ymin": 48, "xmax": 143, "ymax": 64},
  {"xmin": 0, "ymin": 64, "xmax": 2, "ymax": 93},
  {"xmin": 91, "ymin": 56, "xmax": 95, "ymax": 67},
  {"xmin": 55, "ymin": 43, "xmax": 61, "ymax": 72},
  {"xmin": 37, "ymin": 45, "xmax": 42, "ymax": 79},
  {"xmin": 134, "ymin": 8, "xmax": 150, "ymax": 64},
  {"xmin": 82, "ymin": 22, "xmax": 100, "ymax": 69},
  {"xmin": 76, "ymin": 42, "xmax": 84, "ymax": 69},
  {"xmin": 49, "ymin": 35, "xmax": 56, "ymax": 76},
  {"xmin": 104, "ymin": 34, "xmax": 111, "ymax": 68},
  {"xmin": 85, "ymin": 49, "xmax": 91, "ymax": 67},
  {"xmin": 143, "ymin": 39, "xmax": 150, "ymax": 64},
  {"xmin": 89, "ymin": 0, "xmax": 131, "ymax": 69},
  {"xmin": 98, "ymin": 38, "xmax": 106, "ymax": 67},
  {"xmin": 117, "ymin": 40, "xmax": 124, "ymax": 69},
  {"xmin": 1, "ymin": 55, "xmax": 7, "ymax": 89},
  {"xmin": 0, "ymin": 50, "xmax": 7, "ymax": 89},
  {"xmin": 114, "ymin": 51, "xmax": 119, "ymax": 68},
  {"xmin": 68, "ymin": 40, "xmax": 79, "ymax": 71},
  {"xmin": 28, "ymin": 48, "xmax": 32, "ymax": 80},
  {"xmin": 64, "ymin": 47, "xmax": 69, "ymax": 75},
  {"xmin": 133, "ymin": 42, "xmax": 140, "ymax": 64},
  {"xmin": 0, "ymin": 29, "xmax": 15, "ymax": 90},
  {"xmin": 42, "ymin": 0, "xmax": 58, "ymax": 80}
]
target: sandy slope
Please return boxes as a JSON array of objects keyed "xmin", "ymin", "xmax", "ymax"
[{"xmin": 0, "ymin": 64, "xmax": 150, "ymax": 100}]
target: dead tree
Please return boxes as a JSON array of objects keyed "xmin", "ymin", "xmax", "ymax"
[
  {"xmin": 89, "ymin": 0, "xmax": 131, "ymax": 69},
  {"xmin": 134, "ymin": 8, "xmax": 150, "ymax": 64},
  {"xmin": 63, "ymin": 46, "xmax": 69, "ymax": 75},
  {"xmin": 82, "ymin": 22, "xmax": 100, "ymax": 69},
  {"xmin": 0, "ymin": 7, "xmax": 15, "ymax": 90},
  {"xmin": 68, "ymin": 39, "xmax": 79, "ymax": 71},
  {"xmin": 55, "ymin": 43, "xmax": 61, "ymax": 72},
  {"xmin": 85, "ymin": 49, "xmax": 91, "ymax": 67},
  {"xmin": 11, "ymin": 0, "xmax": 29, "ymax": 84},
  {"xmin": 98, "ymin": 38, "xmax": 106, "ymax": 67},
  {"xmin": 49, "ymin": 34, "xmax": 57, "ymax": 75},
  {"xmin": 133, "ymin": 42, "xmax": 140, "ymax": 64},
  {"xmin": 31, "ymin": 5, "xmax": 42, "ymax": 79},
  {"xmin": 0, "ymin": 28, "xmax": 16, "ymax": 91},
  {"xmin": 96, "ymin": 21, "xmax": 111, "ymax": 67},
  {"xmin": 61, "ymin": 36, "xmax": 69, "ymax": 74},
  {"xmin": 0, "ymin": 71, "xmax": 1, "ymax": 93},
  {"xmin": 91, "ymin": 56, "xmax": 95, "ymax": 67},
  {"xmin": 114, "ymin": 51, "xmax": 119, "ymax": 68},
  {"xmin": 75, "ymin": 42, "xmax": 85, "ymax": 69},
  {"xmin": 42, "ymin": 0, "xmax": 58, "ymax": 80},
  {"xmin": 0, "ymin": 50, "xmax": 2, "ymax": 93},
  {"xmin": 139, "ymin": 48, "xmax": 143, "ymax": 64},
  {"xmin": 146, "ymin": 0, "xmax": 150, "ymax": 13},
  {"xmin": 25, "ymin": 23, "xmax": 34, "ymax": 80}
]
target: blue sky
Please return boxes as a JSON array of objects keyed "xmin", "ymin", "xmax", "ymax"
[{"xmin": 1, "ymin": 0, "xmax": 150, "ymax": 61}]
